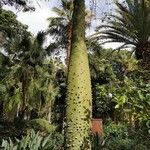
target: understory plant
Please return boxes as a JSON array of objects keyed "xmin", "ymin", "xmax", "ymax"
[
  {"xmin": 1, "ymin": 130, "xmax": 63, "ymax": 150},
  {"xmin": 92, "ymin": 122, "xmax": 150, "ymax": 150}
]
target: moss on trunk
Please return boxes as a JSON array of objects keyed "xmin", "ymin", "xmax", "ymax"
[{"xmin": 65, "ymin": 0, "xmax": 92, "ymax": 149}]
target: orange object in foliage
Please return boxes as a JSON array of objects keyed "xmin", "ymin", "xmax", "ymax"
[{"xmin": 91, "ymin": 119, "xmax": 103, "ymax": 135}]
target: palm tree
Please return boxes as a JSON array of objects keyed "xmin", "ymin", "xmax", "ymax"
[
  {"xmin": 95, "ymin": 0, "xmax": 150, "ymax": 67},
  {"xmin": 15, "ymin": 32, "xmax": 50, "ymax": 120},
  {"xmin": 47, "ymin": 0, "xmax": 73, "ymax": 66}
]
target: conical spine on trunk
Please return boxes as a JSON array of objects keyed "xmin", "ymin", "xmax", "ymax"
[{"xmin": 65, "ymin": 0, "xmax": 92, "ymax": 149}]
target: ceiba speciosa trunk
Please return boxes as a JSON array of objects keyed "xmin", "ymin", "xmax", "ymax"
[{"xmin": 65, "ymin": 0, "xmax": 92, "ymax": 149}]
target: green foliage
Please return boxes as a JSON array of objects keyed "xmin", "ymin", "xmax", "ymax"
[
  {"xmin": 0, "ymin": 33, "xmax": 61, "ymax": 122},
  {"xmin": 91, "ymin": 121, "xmax": 149, "ymax": 150},
  {"xmin": 105, "ymin": 138, "xmax": 135, "ymax": 150},
  {"xmin": 4, "ymin": 87, "xmax": 22, "ymax": 119},
  {"xmin": 92, "ymin": 49, "xmax": 150, "ymax": 133},
  {"xmin": 96, "ymin": 75, "xmax": 150, "ymax": 132},
  {"xmin": 28, "ymin": 119, "xmax": 56, "ymax": 133},
  {"xmin": 134, "ymin": 144, "xmax": 148, "ymax": 150},
  {"xmin": 91, "ymin": 134, "xmax": 104, "ymax": 150},
  {"xmin": 104, "ymin": 122, "xmax": 128, "ymax": 138},
  {"xmin": 27, "ymin": 64, "xmax": 59, "ymax": 119},
  {"xmin": 0, "ymin": 8, "xmax": 30, "ymax": 50},
  {"xmin": 0, "ymin": 9, "xmax": 60, "ymax": 121},
  {"xmin": 91, "ymin": 123, "xmax": 150, "ymax": 150},
  {"xmin": 91, "ymin": 49, "xmax": 138, "ymax": 118},
  {"xmin": 0, "ymin": 60, "xmax": 59, "ymax": 121},
  {"xmin": 95, "ymin": 85, "xmax": 113, "ymax": 117},
  {"xmin": 1, "ymin": 130, "xmax": 64, "ymax": 150}
]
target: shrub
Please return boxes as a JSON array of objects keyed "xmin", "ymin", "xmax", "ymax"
[
  {"xmin": 91, "ymin": 134, "xmax": 104, "ymax": 150},
  {"xmin": 103, "ymin": 122, "xmax": 150, "ymax": 150},
  {"xmin": 105, "ymin": 138, "xmax": 135, "ymax": 150},
  {"xmin": 134, "ymin": 144, "xmax": 148, "ymax": 150},
  {"xmin": 27, "ymin": 118, "xmax": 56, "ymax": 133},
  {"xmin": 104, "ymin": 122, "xmax": 128, "ymax": 138},
  {"xmin": 1, "ymin": 130, "xmax": 64, "ymax": 150}
]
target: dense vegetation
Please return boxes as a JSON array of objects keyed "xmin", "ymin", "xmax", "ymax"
[{"xmin": 0, "ymin": 0, "xmax": 150, "ymax": 149}]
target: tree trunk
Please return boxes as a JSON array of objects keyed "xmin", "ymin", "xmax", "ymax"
[
  {"xmin": 65, "ymin": 0, "xmax": 92, "ymax": 149},
  {"xmin": 66, "ymin": 22, "xmax": 72, "ymax": 68},
  {"xmin": 0, "ymin": 101, "xmax": 4, "ymax": 121},
  {"xmin": 48, "ymin": 105, "xmax": 51, "ymax": 124},
  {"xmin": 18, "ymin": 77, "xmax": 28, "ymax": 121}
]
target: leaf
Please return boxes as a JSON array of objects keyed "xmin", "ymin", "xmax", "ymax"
[
  {"xmin": 124, "ymin": 109, "xmax": 132, "ymax": 112},
  {"xmin": 0, "ymin": 83, "xmax": 6, "ymax": 92},
  {"xmin": 146, "ymin": 120, "xmax": 150, "ymax": 128},
  {"xmin": 115, "ymin": 104, "xmax": 120, "ymax": 109},
  {"xmin": 134, "ymin": 104, "xmax": 144, "ymax": 109},
  {"xmin": 42, "ymin": 135, "xmax": 51, "ymax": 148},
  {"xmin": 146, "ymin": 93, "xmax": 150, "ymax": 99}
]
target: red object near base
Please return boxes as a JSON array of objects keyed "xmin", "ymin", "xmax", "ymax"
[{"xmin": 91, "ymin": 118, "xmax": 103, "ymax": 135}]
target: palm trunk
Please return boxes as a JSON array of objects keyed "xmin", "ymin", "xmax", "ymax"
[
  {"xmin": 136, "ymin": 46, "xmax": 150, "ymax": 69},
  {"xmin": 65, "ymin": 0, "xmax": 92, "ymax": 149},
  {"xmin": 19, "ymin": 77, "xmax": 28, "ymax": 120},
  {"xmin": 22, "ymin": 79, "xmax": 27, "ymax": 110},
  {"xmin": 0, "ymin": 101, "xmax": 4, "ymax": 121},
  {"xmin": 48, "ymin": 102, "xmax": 52, "ymax": 124},
  {"xmin": 66, "ymin": 22, "xmax": 72, "ymax": 68}
]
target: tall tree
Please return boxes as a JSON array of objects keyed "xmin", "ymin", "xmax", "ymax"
[
  {"xmin": 65, "ymin": 0, "xmax": 92, "ymax": 149},
  {"xmin": 47, "ymin": 0, "xmax": 73, "ymax": 66}
]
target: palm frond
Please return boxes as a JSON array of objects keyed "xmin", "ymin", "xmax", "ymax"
[{"xmin": 97, "ymin": 0, "xmax": 150, "ymax": 59}]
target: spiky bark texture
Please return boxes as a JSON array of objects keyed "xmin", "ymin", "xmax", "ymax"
[{"xmin": 65, "ymin": 0, "xmax": 92, "ymax": 149}]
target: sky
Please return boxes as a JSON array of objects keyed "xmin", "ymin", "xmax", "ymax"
[
  {"xmin": 3, "ymin": 1, "xmax": 57, "ymax": 35},
  {"xmin": 2, "ymin": 0, "xmax": 121, "ymax": 49}
]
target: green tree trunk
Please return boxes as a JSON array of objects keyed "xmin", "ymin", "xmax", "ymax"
[{"xmin": 65, "ymin": 0, "xmax": 92, "ymax": 149}]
